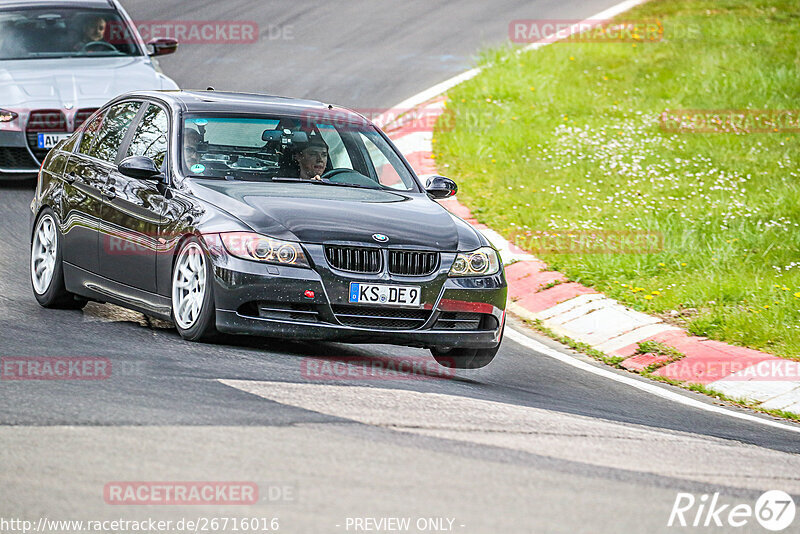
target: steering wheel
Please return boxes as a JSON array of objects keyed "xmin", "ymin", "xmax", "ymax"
[
  {"xmin": 321, "ymin": 168, "xmax": 379, "ymax": 187},
  {"xmin": 80, "ymin": 40, "xmax": 117, "ymax": 53}
]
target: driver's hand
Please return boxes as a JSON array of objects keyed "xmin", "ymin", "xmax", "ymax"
[{"xmin": 311, "ymin": 174, "xmax": 323, "ymax": 181}]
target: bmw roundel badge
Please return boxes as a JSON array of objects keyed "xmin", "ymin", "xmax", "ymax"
[{"xmin": 372, "ymin": 233, "xmax": 389, "ymax": 242}]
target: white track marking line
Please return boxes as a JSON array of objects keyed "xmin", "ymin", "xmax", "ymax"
[
  {"xmin": 377, "ymin": 0, "xmax": 800, "ymax": 432},
  {"xmin": 219, "ymin": 380, "xmax": 800, "ymax": 492},
  {"xmin": 386, "ymin": 0, "xmax": 651, "ymax": 113},
  {"xmin": 506, "ymin": 328, "xmax": 800, "ymax": 434},
  {"xmin": 388, "ymin": 69, "xmax": 481, "ymax": 115},
  {"xmin": 377, "ymin": 0, "xmax": 800, "ymax": 433}
]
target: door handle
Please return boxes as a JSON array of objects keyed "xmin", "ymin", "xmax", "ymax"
[{"xmin": 102, "ymin": 186, "xmax": 117, "ymax": 199}]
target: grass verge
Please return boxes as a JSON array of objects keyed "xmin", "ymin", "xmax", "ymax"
[{"xmin": 522, "ymin": 318, "xmax": 800, "ymax": 422}]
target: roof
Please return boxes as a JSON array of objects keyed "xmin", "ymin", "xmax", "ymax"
[{"xmin": 134, "ymin": 90, "xmax": 369, "ymax": 122}]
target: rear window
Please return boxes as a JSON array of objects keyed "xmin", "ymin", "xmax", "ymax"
[
  {"xmin": 78, "ymin": 112, "xmax": 105, "ymax": 155},
  {"xmin": 90, "ymin": 101, "xmax": 141, "ymax": 163},
  {"xmin": 0, "ymin": 7, "xmax": 142, "ymax": 60}
]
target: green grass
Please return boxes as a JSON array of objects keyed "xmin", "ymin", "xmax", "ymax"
[
  {"xmin": 524, "ymin": 318, "xmax": 627, "ymax": 367},
  {"xmin": 435, "ymin": 0, "xmax": 800, "ymax": 359},
  {"xmin": 635, "ymin": 340, "xmax": 686, "ymax": 373}
]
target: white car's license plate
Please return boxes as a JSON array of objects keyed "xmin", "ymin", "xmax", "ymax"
[
  {"xmin": 37, "ymin": 133, "xmax": 70, "ymax": 149},
  {"xmin": 349, "ymin": 283, "xmax": 421, "ymax": 307}
]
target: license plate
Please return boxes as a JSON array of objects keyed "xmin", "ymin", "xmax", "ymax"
[
  {"xmin": 349, "ymin": 283, "xmax": 421, "ymax": 307},
  {"xmin": 37, "ymin": 133, "xmax": 70, "ymax": 149}
]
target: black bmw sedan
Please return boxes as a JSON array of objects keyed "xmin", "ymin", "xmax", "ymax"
[{"xmin": 29, "ymin": 90, "xmax": 507, "ymax": 368}]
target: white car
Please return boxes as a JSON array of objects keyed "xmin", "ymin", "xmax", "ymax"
[{"xmin": 0, "ymin": 0, "xmax": 179, "ymax": 177}]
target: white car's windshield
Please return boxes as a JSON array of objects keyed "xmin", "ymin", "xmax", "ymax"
[
  {"xmin": 0, "ymin": 7, "xmax": 142, "ymax": 60},
  {"xmin": 182, "ymin": 114, "xmax": 419, "ymax": 191}
]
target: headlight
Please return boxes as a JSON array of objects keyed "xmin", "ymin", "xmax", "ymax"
[
  {"xmin": 0, "ymin": 109, "xmax": 17, "ymax": 122},
  {"xmin": 219, "ymin": 232, "xmax": 310, "ymax": 268},
  {"xmin": 448, "ymin": 246, "xmax": 500, "ymax": 277}
]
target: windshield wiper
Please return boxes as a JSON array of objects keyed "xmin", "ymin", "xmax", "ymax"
[
  {"xmin": 3, "ymin": 52, "xmax": 128, "ymax": 59},
  {"xmin": 314, "ymin": 180, "xmax": 379, "ymax": 190},
  {"xmin": 270, "ymin": 176, "xmax": 380, "ymax": 190},
  {"xmin": 2, "ymin": 53, "xmax": 75, "ymax": 59}
]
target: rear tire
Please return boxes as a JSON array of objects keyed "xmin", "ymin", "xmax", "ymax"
[
  {"xmin": 171, "ymin": 237, "xmax": 217, "ymax": 341},
  {"xmin": 30, "ymin": 208, "xmax": 88, "ymax": 309}
]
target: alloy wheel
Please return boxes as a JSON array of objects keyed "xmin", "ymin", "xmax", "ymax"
[
  {"xmin": 172, "ymin": 242, "xmax": 208, "ymax": 330},
  {"xmin": 31, "ymin": 214, "xmax": 58, "ymax": 295}
]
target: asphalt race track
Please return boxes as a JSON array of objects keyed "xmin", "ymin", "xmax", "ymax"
[{"xmin": 2, "ymin": 1, "xmax": 799, "ymax": 533}]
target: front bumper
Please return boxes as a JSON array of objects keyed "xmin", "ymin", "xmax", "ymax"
[
  {"xmin": 216, "ymin": 310, "xmax": 504, "ymax": 348},
  {"xmin": 0, "ymin": 130, "xmax": 40, "ymax": 174},
  {"xmin": 209, "ymin": 247, "xmax": 507, "ymax": 349}
]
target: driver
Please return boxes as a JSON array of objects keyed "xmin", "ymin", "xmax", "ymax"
[
  {"xmin": 183, "ymin": 128, "xmax": 203, "ymax": 168},
  {"xmin": 74, "ymin": 15, "xmax": 107, "ymax": 50},
  {"xmin": 293, "ymin": 133, "xmax": 328, "ymax": 181}
]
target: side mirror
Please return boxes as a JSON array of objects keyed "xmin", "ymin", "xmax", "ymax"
[
  {"xmin": 118, "ymin": 155, "xmax": 161, "ymax": 180},
  {"xmin": 424, "ymin": 175, "xmax": 458, "ymax": 199},
  {"xmin": 148, "ymin": 38, "xmax": 178, "ymax": 57}
]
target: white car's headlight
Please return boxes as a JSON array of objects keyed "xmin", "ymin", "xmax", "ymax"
[
  {"xmin": 219, "ymin": 232, "xmax": 310, "ymax": 267},
  {"xmin": 448, "ymin": 246, "xmax": 500, "ymax": 277},
  {"xmin": 0, "ymin": 109, "xmax": 17, "ymax": 122}
]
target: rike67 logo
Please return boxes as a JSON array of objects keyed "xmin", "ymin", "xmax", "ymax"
[{"xmin": 668, "ymin": 490, "xmax": 796, "ymax": 531}]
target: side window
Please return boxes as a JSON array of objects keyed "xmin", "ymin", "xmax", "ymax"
[
  {"xmin": 126, "ymin": 104, "xmax": 169, "ymax": 167},
  {"xmin": 359, "ymin": 132, "xmax": 403, "ymax": 188},
  {"xmin": 78, "ymin": 112, "xmax": 105, "ymax": 155},
  {"xmin": 90, "ymin": 101, "xmax": 141, "ymax": 163},
  {"xmin": 61, "ymin": 132, "xmax": 79, "ymax": 153}
]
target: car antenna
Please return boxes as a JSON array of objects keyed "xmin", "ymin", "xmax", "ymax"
[{"xmin": 207, "ymin": 86, "xmax": 215, "ymax": 91}]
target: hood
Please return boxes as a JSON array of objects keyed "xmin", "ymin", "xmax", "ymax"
[
  {"xmin": 188, "ymin": 180, "xmax": 469, "ymax": 250},
  {"xmin": 0, "ymin": 57, "xmax": 177, "ymax": 108}
]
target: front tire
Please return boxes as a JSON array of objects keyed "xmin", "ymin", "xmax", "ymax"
[
  {"xmin": 30, "ymin": 208, "xmax": 87, "ymax": 309},
  {"xmin": 430, "ymin": 324, "xmax": 504, "ymax": 369},
  {"xmin": 171, "ymin": 237, "xmax": 217, "ymax": 341}
]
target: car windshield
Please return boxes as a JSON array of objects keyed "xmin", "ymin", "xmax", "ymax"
[
  {"xmin": 181, "ymin": 114, "xmax": 419, "ymax": 191},
  {"xmin": 0, "ymin": 7, "xmax": 141, "ymax": 60}
]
